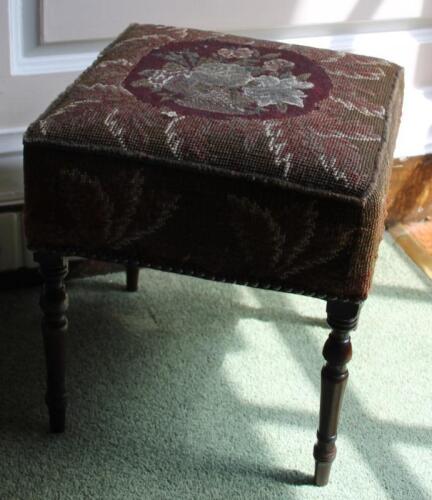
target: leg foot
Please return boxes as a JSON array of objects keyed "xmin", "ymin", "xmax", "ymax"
[
  {"xmin": 47, "ymin": 405, "xmax": 66, "ymax": 434},
  {"xmin": 314, "ymin": 461, "xmax": 332, "ymax": 487},
  {"xmin": 126, "ymin": 263, "xmax": 139, "ymax": 292},
  {"xmin": 313, "ymin": 300, "xmax": 361, "ymax": 486},
  {"xmin": 35, "ymin": 252, "xmax": 69, "ymax": 433}
]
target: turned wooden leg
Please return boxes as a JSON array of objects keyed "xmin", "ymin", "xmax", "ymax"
[
  {"xmin": 35, "ymin": 252, "xmax": 69, "ymax": 433},
  {"xmin": 313, "ymin": 300, "xmax": 361, "ymax": 486},
  {"xmin": 126, "ymin": 263, "xmax": 140, "ymax": 292}
]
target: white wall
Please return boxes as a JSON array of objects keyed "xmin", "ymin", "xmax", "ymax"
[{"xmin": 0, "ymin": 0, "xmax": 432, "ymax": 268}]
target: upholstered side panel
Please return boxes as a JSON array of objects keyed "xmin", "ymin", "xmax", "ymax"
[
  {"xmin": 348, "ymin": 66, "xmax": 404, "ymax": 298},
  {"xmin": 24, "ymin": 144, "xmax": 369, "ymax": 301}
]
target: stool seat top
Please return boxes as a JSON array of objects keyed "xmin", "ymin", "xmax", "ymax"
[{"xmin": 24, "ymin": 24, "xmax": 403, "ymax": 202}]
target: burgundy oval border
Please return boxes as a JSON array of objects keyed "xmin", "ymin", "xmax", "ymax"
[{"xmin": 123, "ymin": 39, "xmax": 332, "ymax": 120}]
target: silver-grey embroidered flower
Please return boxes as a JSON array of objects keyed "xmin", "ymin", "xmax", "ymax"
[
  {"xmin": 217, "ymin": 47, "xmax": 255, "ymax": 59},
  {"xmin": 243, "ymin": 74, "xmax": 314, "ymax": 108},
  {"xmin": 133, "ymin": 69, "xmax": 178, "ymax": 90},
  {"xmin": 128, "ymin": 48, "xmax": 316, "ymax": 114},
  {"xmin": 189, "ymin": 62, "xmax": 253, "ymax": 87},
  {"xmin": 263, "ymin": 58, "xmax": 295, "ymax": 72}
]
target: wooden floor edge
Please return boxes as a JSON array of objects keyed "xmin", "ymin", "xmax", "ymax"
[{"xmin": 388, "ymin": 224, "xmax": 432, "ymax": 279}]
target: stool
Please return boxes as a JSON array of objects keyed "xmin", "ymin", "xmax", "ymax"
[{"xmin": 23, "ymin": 24, "xmax": 403, "ymax": 486}]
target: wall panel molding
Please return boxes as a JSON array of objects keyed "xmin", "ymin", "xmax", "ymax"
[
  {"xmin": 40, "ymin": 0, "xmax": 430, "ymax": 44},
  {"xmin": 9, "ymin": 0, "xmax": 432, "ymax": 76},
  {"xmin": 8, "ymin": 0, "xmax": 103, "ymax": 76}
]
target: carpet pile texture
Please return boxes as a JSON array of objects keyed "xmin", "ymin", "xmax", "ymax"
[{"xmin": 0, "ymin": 234, "xmax": 431, "ymax": 499}]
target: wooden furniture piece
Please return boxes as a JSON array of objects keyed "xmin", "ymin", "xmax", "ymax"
[
  {"xmin": 23, "ymin": 24, "xmax": 403, "ymax": 486},
  {"xmin": 386, "ymin": 155, "xmax": 432, "ymax": 279}
]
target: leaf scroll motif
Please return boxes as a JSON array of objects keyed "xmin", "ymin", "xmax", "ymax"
[
  {"xmin": 57, "ymin": 169, "xmax": 180, "ymax": 251},
  {"xmin": 228, "ymin": 193, "xmax": 355, "ymax": 281},
  {"xmin": 227, "ymin": 194, "xmax": 286, "ymax": 270}
]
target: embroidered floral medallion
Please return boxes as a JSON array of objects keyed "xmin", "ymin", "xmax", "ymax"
[{"xmin": 123, "ymin": 40, "xmax": 332, "ymax": 119}]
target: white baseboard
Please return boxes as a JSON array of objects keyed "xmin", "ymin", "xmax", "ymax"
[
  {"xmin": 0, "ymin": 212, "xmax": 24, "ymax": 271},
  {"xmin": 0, "ymin": 211, "xmax": 38, "ymax": 271},
  {"xmin": 0, "ymin": 127, "xmax": 25, "ymax": 155},
  {"xmin": 0, "ymin": 152, "xmax": 24, "ymax": 206}
]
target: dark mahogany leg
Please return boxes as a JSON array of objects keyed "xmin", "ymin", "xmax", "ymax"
[
  {"xmin": 35, "ymin": 252, "xmax": 69, "ymax": 433},
  {"xmin": 313, "ymin": 300, "xmax": 361, "ymax": 486},
  {"xmin": 126, "ymin": 263, "xmax": 140, "ymax": 292}
]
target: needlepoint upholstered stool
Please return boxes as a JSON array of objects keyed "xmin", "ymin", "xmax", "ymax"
[{"xmin": 23, "ymin": 24, "xmax": 403, "ymax": 486}]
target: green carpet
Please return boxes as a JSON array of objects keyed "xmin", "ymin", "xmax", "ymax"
[{"xmin": 1, "ymin": 234, "xmax": 431, "ymax": 499}]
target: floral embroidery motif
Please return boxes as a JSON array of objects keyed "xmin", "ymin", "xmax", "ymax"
[
  {"xmin": 243, "ymin": 74, "xmax": 313, "ymax": 108},
  {"xmin": 123, "ymin": 40, "xmax": 331, "ymax": 119}
]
